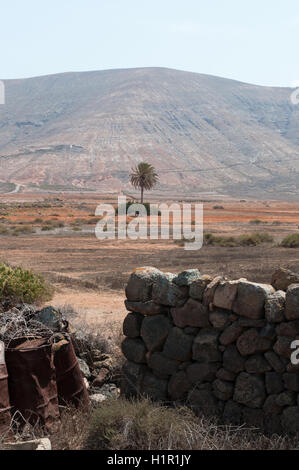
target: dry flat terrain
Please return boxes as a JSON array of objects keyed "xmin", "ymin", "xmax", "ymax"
[
  {"xmin": 0, "ymin": 193, "xmax": 298, "ymax": 327},
  {"xmin": 1, "ymin": 68, "xmax": 299, "ymax": 199}
]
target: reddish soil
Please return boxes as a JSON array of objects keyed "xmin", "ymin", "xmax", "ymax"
[{"xmin": 0, "ymin": 193, "xmax": 298, "ymax": 327}]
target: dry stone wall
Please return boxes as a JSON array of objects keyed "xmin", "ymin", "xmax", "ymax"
[{"xmin": 121, "ymin": 267, "xmax": 299, "ymax": 435}]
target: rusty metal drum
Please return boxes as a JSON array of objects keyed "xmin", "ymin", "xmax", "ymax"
[
  {"xmin": 0, "ymin": 341, "xmax": 11, "ymax": 436},
  {"xmin": 5, "ymin": 337, "xmax": 60, "ymax": 431},
  {"xmin": 53, "ymin": 337, "xmax": 90, "ymax": 408}
]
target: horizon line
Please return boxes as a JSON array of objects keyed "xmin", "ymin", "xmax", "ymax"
[{"xmin": 1, "ymin": 66, "xmax": 294, "ymax": 90}]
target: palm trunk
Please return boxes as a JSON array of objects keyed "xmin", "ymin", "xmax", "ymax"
[{"xmin": 141, "ymin": 186, "xmax": 144, "ymax": 204}]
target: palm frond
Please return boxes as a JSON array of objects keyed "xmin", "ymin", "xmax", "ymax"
[{"xmin": 130, "ymin": 162, "xmax": 159, "ymax": 192}]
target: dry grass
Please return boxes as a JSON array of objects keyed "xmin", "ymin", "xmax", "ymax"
[
  {"xmin": 1, "ymin": 233, "xmax": 298, "ymax": 296},
  {"xmin": 2, "ymin": 393, "xmax": 299, "ymax": 451},
  {"xmin": 59, "ymin": 307, "xmax": 124, "ymax": 384},
  {"xmin": 61, "ymin": 305, "xmax": 123, "ymax": 352},
  {"xmin": 48, "ymin": 397, "xmax": 299, "ymax": 450},
  {"xmin": 50, "ymin": 406, "xmax": 91, "ymax": 451}
]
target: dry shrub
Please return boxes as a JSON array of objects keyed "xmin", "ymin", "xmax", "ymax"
[
  {"xmin": 84, "ymin": 397, "xmax": 296, "ymax": 451},
  {"xmin": 0, "ymin": 225, "xmax": 8, "ymax": 235},
  {"xmin": 203, "ymin": 232, "xmax": 274, "ymax": 247},
  {"xmin": 249, "ymin": 219, "xmax": 264, "ymax": 225},
  {"xmin": 57, "ymin": 305, "xmax": 124, "ymax": 381},
  {"xmin": 41, "ymin": 220, "xmax": 65, "ymax": 231},
  {"xmin": 238, "ymin": 232, "xmax": 274, "ymax": 246},
  {"xmin": 281, "ymin": 233, "xmax": 299, "ymax": 248},
  {"xmin": 51, "ymin": 406, "xmax": 91, "ymax": 451},
  {"xmin": 73, "ymin": 319, "xmax": 124, "ymax": 374},
  {"xmin": 0, "ymin": 405, "xmax": 90, "ymax": 450},
  {"xmin": 3, "ymin": 398, "xmax": 299, "ymax": 451},
  {"xmin": 12, "ymin": 225, "xmax": 35, "ymax": 236},
  {"xmin": 67, "ymin": 310, "xmax": 123, "ymax": 351},
  {"xmin": 70, "ymin": 218, "xmax": 86, "ymax": 227}
]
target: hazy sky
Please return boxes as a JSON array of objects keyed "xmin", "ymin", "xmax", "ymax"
[{"xmin": 1, "ymin": 0, "xmax": 299, "ymax": 87}]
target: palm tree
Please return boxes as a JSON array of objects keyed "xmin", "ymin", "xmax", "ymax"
[{"xmin": 130, "ymin": 162, "xmax": 159, "ymax": 203}]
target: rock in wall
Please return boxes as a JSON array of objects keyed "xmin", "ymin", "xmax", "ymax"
[{"xmin": 121, "ymin": 267, "xmax": 299, "ymax": 435}]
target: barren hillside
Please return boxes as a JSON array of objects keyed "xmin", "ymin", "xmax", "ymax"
[{"xmin": 0, "ymin": 67, "xmax": 299, "ymax": 199}]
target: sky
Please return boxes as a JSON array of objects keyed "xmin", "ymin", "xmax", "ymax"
[{"xmin": 1, "ymin": 0, "xmax": 299, "ymax": 87}]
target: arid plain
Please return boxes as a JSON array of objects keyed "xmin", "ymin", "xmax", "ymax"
[{"xmin": 0, "ymin": 192, "xmax": 298, "ymax": 329}]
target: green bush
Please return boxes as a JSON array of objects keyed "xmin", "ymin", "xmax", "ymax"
[
  {"xmin": 281, "ymin": 233, "xmax": 299, "ymax": 248},
  {"xmin": 0, "ymin": 263, "xmax": 54, "ymax": 305}
]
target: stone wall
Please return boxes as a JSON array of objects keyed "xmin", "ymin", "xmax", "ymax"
[{"xmin": 121, "ymin": 267, "xmax": 299, "ymax": 435}]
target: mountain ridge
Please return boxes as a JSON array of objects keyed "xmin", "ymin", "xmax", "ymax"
[{"xmin": 0, "ymin": 67, "xmax": 299, "ymax": 199}]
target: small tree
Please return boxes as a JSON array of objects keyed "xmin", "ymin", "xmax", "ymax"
[{"xmin": 130, "ymin": 162, "xmax": 159, "ymax": 204}]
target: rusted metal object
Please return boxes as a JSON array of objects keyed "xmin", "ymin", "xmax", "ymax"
[
  {"xmin": 53, "ymin": 336, "xmax": 90, "ymax": 408},
  {"xmin": 0, "ymin": 341, "xmax": 11, "ymax": 436},
  {"xmin": 5, "ymin": 337, "xmax": 60, "ymax": 431}
]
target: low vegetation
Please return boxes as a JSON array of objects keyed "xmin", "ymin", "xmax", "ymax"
[
  {"xmin": 49, "ymin": 397, "xmax": 298, "ymax": 450},
  {"xmin": 0, "ymin": 225, "xmax": 8, "ymax": 235},
  {"xmin": 0, "ymin": 262, "xmax": 54, "ymax": 305},
  {"xmin": 0, "ymin": 224, "xmax": 36, "ymax": 236},
  {"xmin": 12, "ymin": 225, "xmax": 35, "ymax": 236},
  {"xmin": 249, "ymin": 219, "xmax": 265, "ymax": 225},
  {"xmin": 272, "ymin": 220, "xmax": 282, "ymax": 226},
  {"xmin": 86, "ymin": 398, "xmax": 205, "ymax": 450},
  {"xmin": 280, "ymin": 233, "xmax": 299, "ymax": 248},
  {"xmin": 203, "ymin": 232, "xmax": 274, "ymax": 247},
  {"xmin": 41, "ymin": 220, "xmax": 65, "ymax": 231}
]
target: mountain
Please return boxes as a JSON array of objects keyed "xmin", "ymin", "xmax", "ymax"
[{"xmin": 0, "ymin": 67, "xmax": 299, "ymax": 199}]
